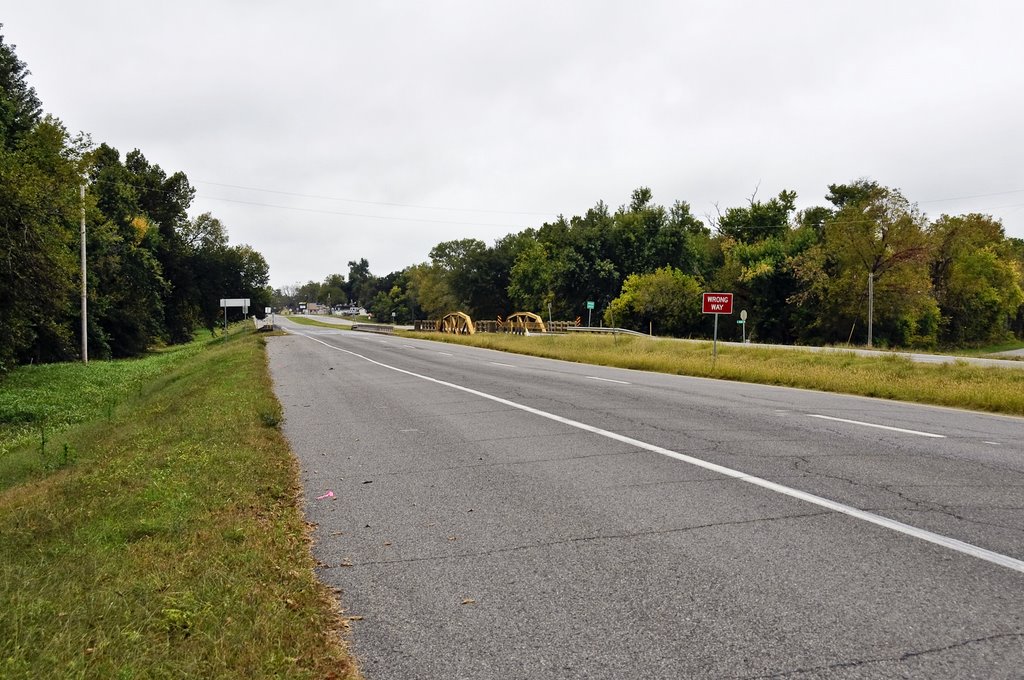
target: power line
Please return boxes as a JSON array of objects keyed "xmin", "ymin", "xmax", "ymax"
[
  {"xmin": 919, "ymin": 188, "xmax": 1024, "ymax": 204},
  {"xmin": 196, "ymin": 194, "xmax": 531, "ymax": 229},
  {"xmin": 193, "ymin": 179, "xmax": 555, "ymax": 216}
]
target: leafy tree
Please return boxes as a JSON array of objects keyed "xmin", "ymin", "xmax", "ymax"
[
  {"xmin": 346, "ymin": 258, "xmax": 375, "ymax": 306},
  {"xmin": 604, "ymin": 266, "xmax": 703, "ymax": 336},
  {"xmin": 508, "ymin": 236, "xmax": 557, "ymax": 313},
  {"xmin": 793, "ymin": 181, "xmax": 938, "ymax": 347},
  {"xmin": 712, "ymin": 225, "xmax": 819, "ymax": 343},
  {"xmin": 86, "ymin": 144, "xmax": 169, "ymax": 355},
  {"xmin": 404, "ymin": 262, "xmax": 458, "ymax": 318},
  {"xmin": 321, "ymin": 273, "xmax": 347, "ymax": 308},
  {"xmin": 181, "ymin": 212, "xmax": 228, "ymax": 251},
  {"xmin": 0, "ymin": 117, "xmax": 84, "ymax": 369},
  {"xmin": 715, "ymin": 188, "xmax": 797, "ymax": 243},
  {"xmin": 654, "ymin": 200, "xmax": 711, "ymax": 276},
  {"xmin": 929, "ymin": 214, "xmax": 1023, "ymax": 344},
  {"xmin": 0, "ymin": 27, "xmax": 42, "ymax": 150}
]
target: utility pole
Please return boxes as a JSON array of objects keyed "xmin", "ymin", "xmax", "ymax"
[
  {"xmin": 80, "ymin": 183, "xmax": 88, "ymax": 363},
  {"xmin": 867, "ymin": 272, "xmax": 874, "ymax": 348}
]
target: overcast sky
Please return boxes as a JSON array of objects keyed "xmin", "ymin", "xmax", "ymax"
[{"xmin": 5, "ymin": 1, "xmax": 1024, "ymax": 289}]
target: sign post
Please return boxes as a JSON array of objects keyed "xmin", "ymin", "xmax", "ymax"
[
  {"xmin": 586, "ymin": 300, "xmax": 595, "ymax": 327},
  {"xmin": 219, "ymin": 298, "xmax": 251, "ymax": 334},
  {"xmin": 739, "ymin": 309, "xmax": 748, "ymax": 343},
  {"xmin": 701, "ymin": 293, "xmax": 734, "ymax": 358}
]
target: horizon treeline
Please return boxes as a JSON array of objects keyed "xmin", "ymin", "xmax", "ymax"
[
  {"xmin": 281, "ymin": 182, "xmax": 1024, "ymax": 349},
  {"xmin": 0, "ymin": 29, "xmax": 270, "ymax": 374}
]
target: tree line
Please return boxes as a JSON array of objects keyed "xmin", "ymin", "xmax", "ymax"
[
  {"xmin": 282, "ymin": 181, "xmax": 1024, "ymax": 349},
  {"xmin": 0, "ymin": 29, "xmax": 270, "ymax": 374}
]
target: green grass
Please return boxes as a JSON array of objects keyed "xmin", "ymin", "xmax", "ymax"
[
  {"xmin": 403, "ymin": 331, "xmax": 1024, "ymax": 416},
  {"xmin": 963, "ymin": 339, "xmax": 1024, "ymax": 357},
  {"xmin": 287, "ymin": 317, "xmax": 351, "ymax": 330},
  {"xmin": 0, "ymin": 341, "xmax": 205, "ymax": 462},
  {"xmin": 0, "ymin": 326, "xmax": 358, "ymax": 679}
]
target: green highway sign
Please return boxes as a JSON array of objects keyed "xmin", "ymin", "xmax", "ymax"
[{"xmin": 586, "ymin": 301, "xmax": 595, "ymax": 310}]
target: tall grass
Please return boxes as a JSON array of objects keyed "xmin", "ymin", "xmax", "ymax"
[
  {"xmin": 0, "ymin": 327, "xmax": 357, "ymax": 678},
  {"xmin": 405, "ymin": 332, "xmax": 1024, "ymax": 416}
]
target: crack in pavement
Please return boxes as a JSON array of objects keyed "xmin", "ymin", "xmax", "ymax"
[
  {"xmin": 791, "ymin": 458, "xmax": 935, "ymax": 513},
  {"xmin": 365, "ymin": 449, "xmax": 643, "ymax": 477},
  {"xmin": 331, "ymin": 511, "xmax": 832, "ymax": 568},
  {"xmin": 891, "ymin": 507, "xmax": 1024, "ymax": 536},
  {"xmin": 732, "ymin": 631, "xmax": 1024, "ymax": 678}
]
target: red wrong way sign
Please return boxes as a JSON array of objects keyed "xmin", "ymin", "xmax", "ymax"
[{"xmin": 702, "ymin": 292, "xmax": 734, "ymax": 314}]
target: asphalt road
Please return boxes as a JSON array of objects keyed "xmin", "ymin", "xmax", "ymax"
[{"xmin": 266, "ymin": 320, "xmax": 1024, "ymax": 679}]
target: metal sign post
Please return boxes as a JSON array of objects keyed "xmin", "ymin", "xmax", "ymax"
[
  {"xmin": 702, "ymin": 293, "xmax": 735, "ymax": 359},
  {"xmin": 586, "ymin": 300, "xmax": 595, "ymax": 327},
  {"xmin": 219, "ymin": 298, "xmax": 251, "ymax": 335}
]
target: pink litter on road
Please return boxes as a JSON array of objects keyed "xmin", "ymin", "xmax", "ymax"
[{"xmin": 317, "ymin": 490, "xmax": 335, "ymax": 500}]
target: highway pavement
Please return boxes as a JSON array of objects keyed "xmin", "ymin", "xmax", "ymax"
[{"xmin": 266, "ymin": 319, "xmax": 1024, "ymax": 679}]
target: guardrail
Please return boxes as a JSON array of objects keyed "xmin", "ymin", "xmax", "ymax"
[
  {"xmin": 352, "ymin": 323, "xmax": 395, "ymax": 335},
  {"xmin": 565, "ymin": 326, "xmax": 650, "ymax": 337}
]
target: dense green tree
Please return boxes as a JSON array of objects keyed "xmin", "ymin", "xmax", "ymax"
[
  {"xmin": 0, "ymin": 27, "xmax": 42, "ymax": 150},
  {"xmin": 929, "ymin": 214, "xmax": 1023, "ymax": 344},
  {"xmin": 604, "ymin": 266, "xmax": 704, "ymax": 336},
  {"xmin": 793, "ymin": 181, "xmax": 938, "ymax": 347},
  {"xmin": 0, "ymin": 35, "xmax": 273, "ymax": 371},
  {"xmin": 0, "ymin": 117, "xmax": 84, "ymax": 369},
  {"xmin": 713, "ymin": 224, "xmax": 819, "ymax": 343},
  {"xmin": 404, "ymin": 262, "xmax": 457, "ymax": 318},
  {"xmin": 715, "ymin": 188, "xmax": 797, "ymax": 243},
  {"xmin": 346, "ymin": 258, "xmax": 375, "ymax": 306}
]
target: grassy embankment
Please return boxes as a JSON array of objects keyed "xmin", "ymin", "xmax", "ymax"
[
  {"xmin": 403, "ymin": 331, "xmax": 1024, "ymax": 416},
  {"xmin": 0, "ymin": 326, "xmax": 358, "ymax": 679},
  {"xmin": 286, "ymin": 316, "xmax": 351, "ymax": 330}
]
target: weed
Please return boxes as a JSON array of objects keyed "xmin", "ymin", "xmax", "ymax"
[
  {"xmin": 259, "ymin": 407, "xmax": 282, "ymax": 428},
  {"xmin": 0, "ymin": 326, "xmax": 358, "ymax": 678}
]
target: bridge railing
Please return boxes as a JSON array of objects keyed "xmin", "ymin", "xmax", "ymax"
[{"xmin": 352, "ymin": 323, "xmax": 395, "ymax": 335}]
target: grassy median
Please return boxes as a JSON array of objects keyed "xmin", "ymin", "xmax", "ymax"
[
  {"xmin": 0, "ymin": 327, "xmax": 358, "ymax": 679},
  {"xmin": 404, "ymin": 331, "xmax": 1024, "ymax": 416}
]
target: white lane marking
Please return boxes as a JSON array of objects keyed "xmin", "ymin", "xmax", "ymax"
[
  {"xmin": 402, "ymin": 345, "xmax": 416, "ymax": 349},
  {"xmin": 438, "ymin": 352, "xmax": 454, "ymax": 357},
  {"xmin": 489, "ymin": 361, "xmax": 516, "ymax": 368},
  {"xmin": 984, "ymin": 441, "xmax": 1002, "ymax": 446},
  {"xmin": 808, "ymin": 414, "xmax": 945, "ymax": 439},
  {"xmin": 587, "ymin": 376, "xmax": 631, "ymax": 385},
  {"xmin": 296, "ymin": 332, "xmax": 1024, "ymax": 575}
]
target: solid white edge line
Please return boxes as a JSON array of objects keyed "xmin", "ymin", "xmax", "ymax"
[
  {"xmin": 488, "ymin": 361, "xmax": 515, "ymax": 367},
  {"xmin": 587, "ymin": 376, "xmax": 631, "ymax": 385},
  {"xmin": 294, "ymin": 331, "xmax": 1024, "ymax": 575},
  {"xmin": 808, "ymin": 414, "xmax": 946, "ymax": 438}
]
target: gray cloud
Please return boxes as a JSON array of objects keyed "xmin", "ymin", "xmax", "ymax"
[{"xmin": 6, "ymin": 0, "xmax": 1023, "ymax": 288}]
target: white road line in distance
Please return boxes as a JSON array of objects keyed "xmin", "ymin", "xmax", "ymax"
[
  {"xmin": 808, "ymin": 414, "xmax": 946, "ymax": 438},
  {"xmin": 438, "ymin": 352, "xmax": 454, "ymax": 356},
  {"xmin": 984, "ymin": 441, "xmax": 1002, "ymax": 446},
  {"xmin": 587, "ymin": 376, "xmax": 631, "ymax": 385},
  {"xmin": 489, "ymin": 361, "xmax": 516, "ymax": 368},
  {"xmin": 295, "ymin": 332, "xmax": 1024, "ymax": 575}
]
